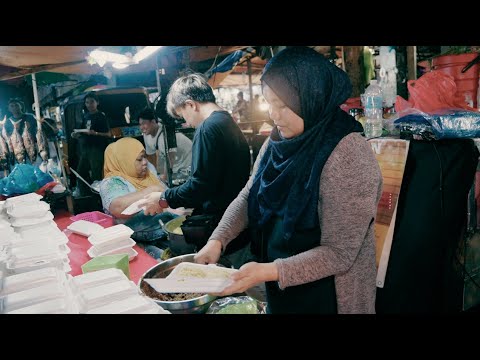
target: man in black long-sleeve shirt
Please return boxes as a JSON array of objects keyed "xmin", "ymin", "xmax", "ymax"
[{"xmin": 143, "ymin": 74, "xmax": 251, "ymax": 253}]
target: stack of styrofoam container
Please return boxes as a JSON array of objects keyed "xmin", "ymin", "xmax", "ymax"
[
  {"xmin": 1, "ymin": 194, "xmax": 71, "ymax": 275},
  {"xmin": 69, "ymin": 268, "xmax": 168, "ymax": 314},
  {"xmin": 0, "ymin": 267, "xmax": 77, "ymax": 314},
  {"xmin": 87, "ymin": 224, "xmax": 138, "ymax": 261}
]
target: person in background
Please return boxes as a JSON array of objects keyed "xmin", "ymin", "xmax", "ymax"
[
  {"xmin": 71, "ymin": 92, "xmax": 111, "ymax": 197},
  {"xmin": 142, "ymin": 73, "xmax": 251, "ymax": 266},
  {"xmin": 39, "ymin": 117, "xmax": 60, "ymax": 163},
  {"xmin": 232, "ymin": 91, "xmax": 249, "ymax": 122},
  {"xmin": 99, "ymin": 137, "xmax": 176, "ymax": 260},
  {"xmin": 194, "ymin": 46, "xmax": 383, "ymax": 314},
  {"xmin": 138, "ymin": 107, "xmax": 192, "ymax": 182}
]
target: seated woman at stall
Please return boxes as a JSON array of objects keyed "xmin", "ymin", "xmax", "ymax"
[{"xmin": 99, "ymin": 137, "xmax": 176, "ymax": 259}]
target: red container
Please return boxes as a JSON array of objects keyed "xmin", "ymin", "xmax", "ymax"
[{"xmin": 432, "ymin": 53, "xmax": 480, "ymax": 108}]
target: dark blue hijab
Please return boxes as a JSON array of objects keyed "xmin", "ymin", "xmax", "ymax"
[{"xmin": 248, "ymin": 46, "xmax": 363, "ymax": 238}]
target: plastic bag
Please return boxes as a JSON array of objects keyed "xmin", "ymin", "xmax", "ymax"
[
  {"xmin": 395, "ymin": 71, "xmax": 474, "ymax": 113},
  {"xmin": 388, "ymin": 107, "xmax": 480, "ymax": 140},
  {"xmin": 206, "ymin": 296, "xmax": 267, "ymax": 314},
  {"xmin": 1, "ymin": 163, "xmax": 54, "ymax": 196}
]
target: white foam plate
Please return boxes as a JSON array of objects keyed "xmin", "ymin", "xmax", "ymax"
[{"xmin": 67, "ymin": 220, "xmax": 104, "ymax": 237}]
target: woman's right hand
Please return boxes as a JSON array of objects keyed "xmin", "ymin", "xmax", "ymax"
[
  {"xmin": 194, "ymin": 239, "xmax": 222, "ymax": 265},
  {"xmin": 143, "ymin": 191, "xmax": 163, "ymax": 215}
]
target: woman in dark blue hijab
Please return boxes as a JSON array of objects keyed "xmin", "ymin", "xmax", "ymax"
[{"xmin": 195, "ymin": 47, "xmax": 382, "ymax": 314}]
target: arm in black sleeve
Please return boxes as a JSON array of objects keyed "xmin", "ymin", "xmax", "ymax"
[{"xmin": 164, "ymin": 123, "xmax": 223, "ymax": 209}]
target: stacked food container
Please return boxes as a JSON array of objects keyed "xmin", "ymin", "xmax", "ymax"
[
  {"xmin": 70, "ymin": 268, "xmax": 167, "ymax": 314},
  {"xmin": 86, "ymin": 224, "xmax": 138, "ymax": 261},
  {"xmin": 1, "ymin": 194, "xmax": 71, "ymax": 276},
  {"xmin": 0, "ymin": 267, "xmax": 169, "ymax": 314}
]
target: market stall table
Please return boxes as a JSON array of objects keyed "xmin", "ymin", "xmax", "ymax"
[{"xmin": 53, "ymin": 209, "xmax": 158, "ymax": 284}]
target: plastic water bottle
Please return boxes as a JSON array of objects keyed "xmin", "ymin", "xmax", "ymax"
[
  {"xmin": 47, "ymin": 158, "xmax": 61, "ymax": 178},
  {"xmin": 362, "ymin": 80, "xmax": 383, "ymax": 138}
]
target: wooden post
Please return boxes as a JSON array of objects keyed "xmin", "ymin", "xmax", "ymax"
[
  {"xmin": 343, "ymin": 46, "xmax": 364, "ymax": 97},
  {"xmin": 247, "ymin": 58, "xmax": 254, "ymax": 118},
  {"xmin": 395, "ymin": 47, "xmax": 408, "ymax": 100},
  {"xmin": 406, "ymin": 46, "xmax": 417, "ymax": 80}
]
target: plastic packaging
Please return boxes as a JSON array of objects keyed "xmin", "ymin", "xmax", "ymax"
[
  {"xmin": 46, "ymin": 158, "xmax": 61, "ymax": 178},
  {"xmin": 361, "ymin": 80, "xmax": 383, "ymax": 138},
  {"xmin": 391, "ymin": 108, "xmax": 480, "ymax": 140},
  {"xmin": 206, "ymin": 296, "xmax": 266, "ymax": 314},
  {"xmin": 0, "ymin": 164, "xmax": 54, "ymax": 196}
]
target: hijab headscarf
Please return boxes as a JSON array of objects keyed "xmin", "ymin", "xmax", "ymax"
[
  {"xmin": 248, "ymin": 46, "xmax": 364, "ymax": 238},
  {"xmin": 103, "ymin": 137, "xmax": 160, "ymax": 190}
]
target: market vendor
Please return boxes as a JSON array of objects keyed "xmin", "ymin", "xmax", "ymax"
[
  {"xmin": 194, "ymin": 46, "xmax": 383, "ymax": 314},
  {"xmin": 99, "ymin": 137, "xmax": 176, "ymax": 259}
]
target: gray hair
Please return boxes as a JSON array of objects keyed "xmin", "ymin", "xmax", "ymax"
[{"xmin": 166, "ymin": 73, "xmax": 216, "ymax": 118}]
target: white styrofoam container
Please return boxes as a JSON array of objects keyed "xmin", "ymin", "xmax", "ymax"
[
  {"xmin": 67, "ymin": 220, "xmax": 104, "ymax": 237},
  {"xmin": 167, "ymin": 262, "xmax": 238, "ymax": 280},
  {"xmin": 69, "ymin": 268, "xmax": 128, "ymax": 294},
  {"xmin": 15, "ymin": 232, "xmax": 69, "ymax": 247},
  {"xmin": 10, "ymin": 211, "xmax": 54, "ymax": 227},
  {"xmin": 16, "ymin": 221, "xmax": 60, "ymax": 236},
  {"xmin": 7, "ymin": 201, "xmax": 50, "ymax": 219},
  {"xmin": 6, "ymin": 296, "xmax": 78, "ymax": 314},
  {"xmin": 9, "ymin": 241, "xmax": 71, "ymax": 258},
  {"xmin": 4, "ymin": 193, "xmax": 43, "ymax": 207},
  {"xmin": 10, "ymin": 239, "xmax": 71, "ymax": 256},
  {"xmin": 86, "ymin": 295, "xmax": 166, "ymax": 314},
  {"xmin": 87, "ymin": 244, "xmax": 138, "ymax": 261},
  {"xmin": 0, "ymin": 267, "xmax": 67, "ymax": 297},
  {"xmin": 137, "ymin": 307, "xmax": 171, "ymax": 314},
  {"xmin": 0, "ymin": 231, "xmax": 19, "ymax": 247},
  {"xmin": 0, "ymin": 282, "xmax": 67, "ymax": 313},
  {"xmin": 6, "ymin": 252, "xmax": 71, "ymax": 275},
  {"xmin": 75, "ymin": 280, "xmax": 139, "ymax": 313},
  {"xmin": 87, "ymin": 237, "xmax": 135, "ymax": 255},
  {"xmin": 87, "ymin": 224, "xmax": 134, "ymax": 246}
]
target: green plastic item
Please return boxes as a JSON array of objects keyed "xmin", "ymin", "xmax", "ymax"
[{"xmin": 81, "ymin": 254, "xmax": 130, "ymax": 279}]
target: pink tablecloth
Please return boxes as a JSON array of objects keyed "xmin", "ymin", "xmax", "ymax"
[{"xmin": 54, "ymin": 210, "xmax": 159, "ymax": 284}]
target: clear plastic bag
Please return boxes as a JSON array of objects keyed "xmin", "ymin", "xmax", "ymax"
[{"xmin": 206, "ymin": 296, "xmax": 267, "ymax": 314}]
